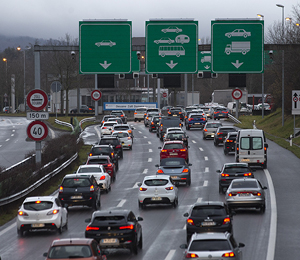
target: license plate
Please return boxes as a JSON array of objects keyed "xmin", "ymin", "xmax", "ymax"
[
  {"xmin": 173, "ymin": 115, "xmax": 177, "ymax": 116},
  {"xmin": 241, "ymin": 159, "xmax": 250, "ymax": 162},
  {"xmin": 101, "ymin": 238, "xmax": 119, "ymax": 245},
  {"xmin": 31, "ymin": 223, "xmax": 45, "ymax": 228},
  {"xmin": 239, "ymin": 193, "xmax": 251, "ymax": 197},
  {"xmin": 71, "ymin": 196, "xmax": 83, "ymax": 199},
  {"xmin": 169, "ymin": 153, "xmax": 178, "ymax": 155},
  {"xmin": 201, "ymin": 222, "xmax": 216, "ymax": 226},
  {"xmin": 195, "ymin": 123, "xmax": 200, "ymax": 125},
  {"xmin": 151, "ymin": 197, "xmax": 162, "ymax": 201},
  {"xmin": 171, "ymin": 176, "xmax": 178, "ymax": 179}
]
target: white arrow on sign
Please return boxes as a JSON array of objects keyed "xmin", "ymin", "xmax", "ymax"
[
  {"xmin": 231, "ymin": 60, "xmax": 244, "ymax": 69},
  {"xmin": 204, "ymin": 65, "xmax": 210, "ymax": 69},
  {"xmin": 100, "ymin": 61, "xmax": 112, "ymax": 69},
  {"xmin": 166, "ymin": 60, "xmax": 178, "ymax": 69}
]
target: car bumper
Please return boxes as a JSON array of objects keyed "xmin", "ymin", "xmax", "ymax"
[
  {"xmin": 226, "ymin": 198, "xmax": 265, "ymax": 208},
  {"xmin": 17, "ymin": 215, "xmax": 61, "ymax": 230},
  {"xmin": 138, "ymin": 194, "xmax": 176, "ymax": 204},
  {"xmin": 188, "ymin": 122, "xmax": 206, "ymax": 128},
  {"xmin": 203, "ymin": 132, "xmax": 215, "ymax": 138}
]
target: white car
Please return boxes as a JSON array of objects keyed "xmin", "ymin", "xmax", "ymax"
[
  {"xmin": 17, "ymin": 196, "xmax": 68, "ymax": 237},
  {"xmin": 112, "ymin": 131, "xmax": 133, "ymax": 150},
  {"xmin": 112, "ymin": 124, "xmax": 133, "ymax": 138},
  {"xmin": 75, "ymin": 165, "xmax": 111, "ymax": 193},
  {"xmin": 137, "ymin": 175, "xmax": 178, "ymax": 209},
  {"xmin": 165, "ymin": 127, "xmax": 183, "ymax": 136},
  {"xmin": 100, "ymin": 121, "xmax": 118, "ymax": 136},
  {"xmin": 107, "ymin": 117, "xmax": 123, "ymax": 124},
  {"xmin": 134, "ymin": 107, "xmax": 147, "ymax": 122}
]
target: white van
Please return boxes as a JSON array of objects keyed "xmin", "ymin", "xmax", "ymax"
[{"xmin": 235, "ymin": 129, "xmax": 268, "ymax": 168}]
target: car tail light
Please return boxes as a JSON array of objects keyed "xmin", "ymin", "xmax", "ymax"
[
  {"xmin": 107, "ymin": 164, "xmax": 112, "ymax": 167},
  {"xmin": 222, "ymin": 252, "xmax": 235, "ymax": 257},
  {"xmin": 128, "ymin": 130, "xmax": 132, "ymax": 133},
  {"xmin": 90, "ymin": 185, "xmax": 95, "ymax": 192},
  {"xmin": 119, "ymin": 225, "xmax": 134, "ymax": 230},
  {"xmin": 223, "ymin": 217, "xmax": 231, "ymax": 224},
  {"xmin": 146, "ymin": 117, "xmax": 149, "ymax": 120},
  {"xmin": 151, "ymin": 122, "xmax": 154, "ymax": 125},
  {"xmin": 217, "ymin": 132, "xmax": 223, "ymax": 135},
  {"xmin": 59, "ymin": 186, "xmax": 63, "ymax": 193},
  {"xmin": 161, "ymin": 149, "xmax": 167, "ymax": 152},
  {"xmin": 188, "ymin": 118, "xmax": 193, "ymax": 121},
  {"xmin": 180, "ymin": 149, "xmax": 186, "ymax": 152},
  {"xmin": 128, "ymin": 137, "xmax": 131, "ymax": 140},
  {"xmin": 116, "ymin": 145, "xmax": 122, "ymax": 149},
  {"xmin": 18, "ymin": 211, "xmax": 28, "ymax": 216},
  {"xmin": 203, "ymin": 129, "xmax": 207, "ymax": 132},
  {"xmin": 228, "ymin": 192, "xmax": 237, "ymax": 196},
  {"xmin": 47, "ymin": 209, "xmax": 59, "ymax": 215},
  {"xmin": 165, "ymin": 186, "xmax": 174, "ymax": 190},
  {"xmin": 111, "ymin": 152, "xmax": 114, "ymax": 157},
  {"xmin": 140, "ymin": 187, "xmax": 147, "ymax": 191},
  {"xmin": 102, "ymin": 121, "xmax": 104, "ymax": 124},
  {"xmin": 86, "ymin": 226, "xmax": 99, "ymax": 231},
  {"xmin": 182, "ymin": 168, "xmax": 189, "ymax": 173},
  {"xmin": 179, "ymin": 112, "xmax": 182, "ymax": 114},
  {"xmin": 252, "ymin": 192, "xmax": 262, "ymax": 196},
  {"xmin": 187, "ymin": 218, "xmax": 194, "ymax": 225},
  {"xmin": 134, "ymin": 112, "xmax": 137, "ymax": 115},
  {"xmin": 100, "ymin": 175, "xmax": 106, "ymax": 180},
  {"xmin": 168, "ymin": 112, "xmax": 171, "ymax": 114},
  {"xmin": 226, "ymin": 139, "xmax": 233, "ymax": 143},
  {"xmin": 221, "ymin": 173, "xmax": 229, "ymax": 177},
  {"xmin": 243, "ymin": 172, "xmax": 252, "ymax": 177},
  {"xmin": 224, "ymin": 111, "xmax": 229, "ymax": 114},
  {"xmin": 157, "ymin": 169, "xmax": 164, "ymax": 173},
  {"xmin": 121, "ymin": 115, "xmax": 124, "ymax": 117},
  {"xmin": 185, "ymin": 253, "xmax": 199, "ymax": 258},
  {"xmin": 89, "ymin": 108, "xmax": 92, "ymax": 110},
  {"xmin": 201, "ymin": 118, "xmax": 205, "ymax": 120},
  {"xmin": 102, "ymin": 127, "xmax": 107, "ymax": 129}
]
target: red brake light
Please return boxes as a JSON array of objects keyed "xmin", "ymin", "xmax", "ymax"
[
  {"xmin": 165, "ymin": 186, "xmax": 174, "ymax": 190},
  {"xmin": 90, "ymin": 185, "xmax": 95, "ymax": 191},
  {"xmin": 222, "ymin": 252, "xmax": 235, "ymax": 257},
  {"xmin": 119, "ymin": 225, "xmax": 134, "ymax": 230},
  {"xmin": 102, "ymin": 127, "xmax": 107, "ymax": 129},
  {"xmin": 217, "ymin": 132, "xmax": 223, "ymax": 135},
  {"xmin": 134, "ymin": 112, "xmax": 137, "ymax": 114},
  {"xmin": 116, "ymin": 145, "xmax": 122, "ymax": 148},
  {"xmin": 35, "ymin": 200, "xmax": 41, "ymax": 204},
  {"xmin": 140, "ymin": 187, "xmax": 147, "ymax": 191},
  {"xmin": 187, "ymin": 218, "xmax": 194, "ymax": 225},
  {"xmin": 223, "ymin": 217, "xmax": 231, "ymax": 224},
  {"xmin": 188, "ymin": 118, "xmax": 193, "ymax": 121},
  {"xmin": 121, "ymin": 114, "xmax": 124, "ymax": 117},
  {"xmin": 86, "ymin": 226, "xmax": 99, "ymax": 231},
  {"xmin": 59, "ymin": 186, "xmax": 63, "ymax": 193},
  {"xmin": 18, "ymin": 211, "xmax": 28, "ymax": 216},
  {"xmin": 107, "ymin": 164, "xmax": 112, "ymax": 167},
  {"xmin": 228, "ymin": 193, "xmax": 237, "ymax": 196},
  {"xmin": 161, "ymin": 149, "xmax": 167, "ymax": 152},
  {"xmin": 100, "ymin": 175, "xmax": 105, "ymax": 180},
  {"xmin": 221, "ymin": 173, "xmax": 229, "ymax": 177},
  {"xmin": 204, "ymin": 129, "xmax": 207, "ymax": 132},
  {"xmin": 157, "ymin": 169, "xmax": 164, "ymax": 173},
  {"xmin": 243, "ymin": 172, "xmax": 252, "ymax": 177},
  {"xmin": 186, "ymin": 253, "xmax": 199, "ymax": 258},
  {"xmin": 180, "ymin": 149, "xmax": 186, "ymax": 152}
]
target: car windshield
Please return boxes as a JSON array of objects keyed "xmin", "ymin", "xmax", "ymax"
[
  {"xmin": 91, "ymin": 147, "xmax": 110, "ymax": 154},
  {"xmin": 160, "ymin": 158, "xmax": 185, "ymax": 166},
  {"xmin": 206, "ymin": 124, "xmax": 222, "ymax": 128},
  {"xmin": 220, "ymin": 128, "xmax": 236, "ymax": 132},
  {"xmin": 48, "ymin": 245, "xmax": 92, "ymax": 258},
  {"xmin": 62, "ymin": 178, "xmax": 91, "ymax": 188},
  {"xmin": 88, "ymin": 159, "xmax": 108, "ymax": 164},
  {"xmin": 111, "ymin": 112, "xmax": 123, "ymax": 116},
  {"xmin": 163, "ymin": 143, "xmax": 184, "ymax": 149},
  {"xmin": 78, "ymin": 167, "xmax": 102, "ymax": 173},
  {"xmin": 24, "ymin": 201, "xmax": 53, "ymax": 211},
  {"xmin": 189, "ymin": 115, "xmax": 203, "ymax": 119},
  {"xmin": 191, "ymin": 206, "xmax": 227, "ymax": 217},
  {"xmin": 223, "ymin": 167, "xmax": 250, "ymax": 173},
  {"xmin": 189, "ymin": 239, "xmax": 231, "ymax": 251},
  {"xmin": 231, "ymin": 181, "xmax": 258, "ymax": 189},
  {"xmin": 144, "ymin": 179, "xmax": 169, "ymax": 186}
]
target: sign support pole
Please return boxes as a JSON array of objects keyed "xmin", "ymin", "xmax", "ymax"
[
  {"xmin": 235, "ymin": 99, "xmax": 239, "ymax": 119},
  {"xmin": 36, "ymin": 141, "xmax": 42, "ymax": 166},
  {"xmin": 262, "ymin": 73, "xmax": 264, "ymax": 118},
  {"xmin": 157, "ymin": 78, "xmax": 161, "ymax": 109},
  {"xmin": 184, "ymin": 74, "xmax": 188, "ymax": 107},
  {"xmin": 95, "ymin": 74, "xmax": 98, "ymax": 116}
]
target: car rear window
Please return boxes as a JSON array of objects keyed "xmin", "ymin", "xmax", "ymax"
[
  {"xmin": 111, "ymin": 112, "xmax": 123, "ymax": 116},
  {"xmin": 103, "ymin": 122, "xmax": 117, "ymax": 127},
  {"xmin": 189, "ymin": 115, "xmax": 203, "ymax": 119},
  {"xmin": 114, "ymin": 126, "xmax": 129, "ymax": 130},
  {"xmin": 113, "ymin": 132, "xmax": 129, "ymax": 138},
  {"xmin": 166, "ymin": 133, "xmax": 184, "ymax": 139},
  {"xmin": 136, "ymin": 108, "xmax": 146, "ymax": 112},
  {"xmin": 240, "ymin": 137, "xmax": 263, "ymax": 150},
  {"xmin": 144, "ymin": 179, "xmax": 169, "ymax": 186},
  {"xmin": 91, "ymin": 147, "xmax": 110, "ymax": 154},
  {"xmin": 231, "ymin": 181, "xmax": 258, "ymax": 189},
  {"xmin": 48, "ymin": 245, "xmax": 92, "ymax": 258},
  {"xmin": 62, "ymin": 178, "xmax": 91, "ymax": 188},
  {"xmin": 88, "ymin": 159, "xmax": 108, "ymax": 164},
  {"xmin": 24, "ymin": 201, "xmax": 53, "ymax": 211},
  {"xmin": 206, "ymin": 124, "xmax": 221, "ymax": 128},
  {"xmin": 161, "ymin": 158, "xmax": 185, "ymax": 166},
  {"xmin": 223, "ymin": 166, "xmax": 250, "ymax": 173},
  {"xmin": 189, "ymin": 239, "xmax": 231, "ymax": 251},
  {"xmin": 164, "ymin": 143, "xmax": 184, "ymax": 149},
  {"xmin": 78, "ymin": 167, "xmax": 102, "ymax": 173},
  {"xmin": 94, "ymin": 216, "xmax": 125, "ymax": 222},
  {"xmin": 191, "ymin": 206, "xmax": 227, "ymax": 217},
  {"xmin": 99, "ymin": 139, "xmax": 119, "ymax": 145}
]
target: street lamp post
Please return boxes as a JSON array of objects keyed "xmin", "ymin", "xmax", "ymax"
[{"xmin": 276, "ymin": 3, "xmax": 285, "ymax": 126}]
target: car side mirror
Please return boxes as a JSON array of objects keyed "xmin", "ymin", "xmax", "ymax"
[
  {"xmin": 183, "ymin": 212, "xmax": 189, "ymax": 217},
  {"xmin": 137, "ymin": 182, "xmax": 142, "ymax": 187},
  {"xmin": 265, "ymin": 143, "xmax": 268, "ymax": 148},
  {"xmin": 155, "ymin": 164, "xmax": 159, "ymax": 167},
  {"xmin": 216, "ymin": 170, "xmax": 221, "ymax": 173},
  {"xmin": 43, "ymin": 253, "xmax": 48, "ymax": 257},
  {"xmin": 180, "ymin": 244, "xmax": 188, "ymax": 249},
  {"xmin": 263, "ymin": 186, "xmax": 268, "ymax": 189},
  {"xmin": 85, "ymin": 218, "xmax": 91, "ymax": 223},
  {"xmin": 188, "ymin": 163, "xmax": 192, "ymax": 166},
  {"xmin": 186, "ymin": 136, "xmax": 189, "ymax": 138},
  {"xmin": 158, "ymin": 147, "xmax": 161, "ymax": 149},
  {"xmin": 137, "ymin": 216, "xmax": 143, "ymax": 221},
  {"xmin": 238, "ymin": 242, "xmax": 245, "ymax": 248},
  {"xmin": 187, "ymin": 146, "xmax": 190, "ymax": 148},
  {"xmin": 83, "ymin": 161, "xmax": 86, "ymax": 165}
]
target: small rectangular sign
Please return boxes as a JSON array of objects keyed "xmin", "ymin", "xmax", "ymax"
[
  {"xmin": 27, "ymin": 112, "xmax": 49, "ymax": 120},
  {"xmin": 103, "ymin": 102, "xmax": 157, "ymax": 110},
  {"xmin": 292, "ymin": 90, "xmax": 300, "ymax": 115}
]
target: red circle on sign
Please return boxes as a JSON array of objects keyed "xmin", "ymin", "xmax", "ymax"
[
  {"xmin": 26, "ymin": 89, "xmax": 48, "ymax": 111},
  {"xmin": 91, "ymin": 90, "xmax": 102, "ymax": 101},
  {"xmin": 27, "ymin": 121, "xmax": 48, "ymax": 141},
  {"xmin": 293, "ymin": 97, "xmax": 298, "ymax": 102},
  {"xmin": 162, "ymin": 92, "xmax": 167, "ymax": 98},
  {"xmin": 232, "ymin": 89, "xmax": 243, "ymax": 100}
]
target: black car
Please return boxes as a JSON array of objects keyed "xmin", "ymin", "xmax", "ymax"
[
  {"xmin": 85, "ymin": 209, "xmax": 143, "ymax": 255},
  {"xmin": 110, "ymin": 110, "xmax": 127, "ymax": 123},
  {"xmin": 214, "ymin": 126, "xmax": 237, "ymax": 146},
  {"xmin": 99, "ymin": 136, "xmax": 123, "ymax": 159},
  {"xmin": 58, "ymin": 174, "xmax": 101, "ymax": 210},
  {"xmin": 168, "ymin": 107, "xmax": 184, "ymax": 120},
  {"xmin": 101, "ymin": 115, "xmax": 117, "ymax": 126},
  {"xmin": 149, "ymin": 116, "xmax": 161, "ymax": 132},
  {"xmin": 183, "ymin": 201, "xmax": 233, "ymax": 242},
  {"xmin": 70, "ymin": 105, "xmax": 94, "ymax": 114},
  {"xmin": 223, "ymin": 132, "xmax": 238, "ymax": 155},
  {"xmin": 163, "ymin": 131, "xmax": 189, "ymax": 146},
  {"xmin": 157, "ymin": 116, "xmax": 182, "ymax": 141},
  {"xmin": 89, "ymin": 144, "xmax": 119, "ymax": 171},
  {"xmin": 217, "ymin": 162, "xmax": 255, "ymax": 194},
  {"xmin": 156, "ymin": 158, "xmax": 192, "ymax": 186}
]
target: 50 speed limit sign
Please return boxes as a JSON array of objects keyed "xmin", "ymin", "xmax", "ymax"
[{"xmin": 27, "ymin": 121, "xmax": 48, "ymax": 141}]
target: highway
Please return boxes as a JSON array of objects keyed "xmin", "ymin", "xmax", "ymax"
[{"xmin": 0, "ymin": 118, "xmax": 299, "ymax": 259}]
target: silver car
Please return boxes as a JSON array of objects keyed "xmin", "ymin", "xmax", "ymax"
[
  {"xmin": 202, "ymin": 122, "xmax": 222, "ymax": 139},
  {"xmin": 225, "ymin": 178, "xmax": 267, "ymax": 213},
  {"xmin": 181, "ymin": 232, "xmax": 245, "ymax": 259}
]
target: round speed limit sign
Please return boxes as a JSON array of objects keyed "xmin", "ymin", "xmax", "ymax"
[
  {"xmin": 232, "ymin": 88, "xmax": 243, "ymax": 100},
  {"xmin": 27, "ymin": 121, "xmax": 48, "ymax": 141},
  {"xmin": 91, "ymin": 90, "xmax": 102, "ymax": 101}
]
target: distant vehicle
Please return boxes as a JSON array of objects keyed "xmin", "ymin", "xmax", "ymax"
[
  {"xmin": 161, "ymin": 26, "xmax": 182, "ymax": 33},
  {"xmin": 154, "ymin": 37, "xmax": 174, "ymax": 44},
  {"xmin": 175, "ymin": 34, "xmax": 190, "ymax": 44},
  {"xmin": 70, "ymin": 105, "xmax": 94, "ymax": 113},
  {"xmin": 225, "ymin": 29, "xmax": 251, "ymax": 38},
  {"xmin": 95, "ymin": 40, "xmax": 116, "ymax": 47},
  {"xmin": 225, "ymin": 41, "xmax": 250, "ymax": 55},
  {"xmin": 134, "ymin": 107, "xmax": 147, "ymax": 122}
]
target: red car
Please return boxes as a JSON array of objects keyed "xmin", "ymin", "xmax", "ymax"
[
  {"xmin": 86, "ymin": 155, "xmax": 116, "ymax": 182},
  {"xmin": 159, "ymin": 141, "xmax": 189, "ymax": 162}
]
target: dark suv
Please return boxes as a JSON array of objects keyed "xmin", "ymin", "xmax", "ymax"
[
  {"xmin": 86, "ymin": 155, "xmax": 116, "ymax": 182},
  {"xmin": 58, "ymin": 174, "xmax": 101, "ymax": 210},
  {"xmin": 89, "ymin": 144, "xmax": 119, "ymax": 171},
  {"xmin": 183, "ymin": 201, "xmax": 233, "ymax": 242},
  {"xmin": 168, "ymin": 107, "xmax": 184, "ymax": 120},
  {"xmin": 214, "ymin": 126, "xmax": 237, "ymax": 146},
  {"xmin": 157, "ymin": 116, "xmax": 182, "ymax": 141},
  {"xmin": 99, "ymin": 136, "xmax": 123, "ymax": 159},
  {"xmin": 223, "ymin": 132, "xmax": 238, "ymax": 155},
  {"xmin": 111, "ymin": 110, "xmax": 127, "ymax": 123},
  {"xmin": 85, "ymin": 209, "xmax": 143, "ymax": 255}
]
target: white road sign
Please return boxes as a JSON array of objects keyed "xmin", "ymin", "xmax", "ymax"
[{"xmin": 292, "ymin": 90, "xmax": 300, "ymax": 115}]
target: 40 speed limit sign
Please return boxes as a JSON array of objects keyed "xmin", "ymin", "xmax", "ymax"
[{"xmin": 27, "ymin": 120, "xmax": 48, "ymax": 141}]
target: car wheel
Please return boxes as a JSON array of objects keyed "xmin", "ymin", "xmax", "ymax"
[
  {"xmin": 138, "ymin": 234, "xmax": 143, "ymax": 249},
  {"xmin": 17, "ymin": 228, "xmax": 24, "ymax": 237},
  {"xmin": 263, "ymin": 160, "xmax": 267, "ymax": 169},
  {"xmin": 173, "ymin": 197, "xmax": 178, "ymax": 208},
  {"xmin": 219, "ymin": 185, "xmax": 223, "ymax": 194},
  {"xmin": 131, "ymin": 237, "xmax": 139, "ymax": 255},
  {"xmin": 57, "ymin": 220, "xmax": 63, "ymax": 234},
  {"xmin": 120, "ymin": 153, "xmax": 123, "ymax": 159},
  {"xmin": 129, "ymin": 146, "xmax": 132, "ymax": 150},
  {"xmin": 64, "ymin": 219, "xmax": 68, "ymax": 230},
  {"xmin": 134, "ymin": 119, "xmax": 137, "ymax": 122},
  {"xmin": 186, "ymin": 126, "xmax": 190, "ymax": 130},
  {"xmin": 224, "ymin": 149, "xmax": 228, "ymax": 155},
  {"xmin": 138, "ymin": 201, "xmax": 145, "ymax": 209},
  {"xmin": 149, "ymin": 128, "xmax": 152, "ymax": 132},
  {"xmin": 260, "ymin": 205, "xmax": 266, "ymax": 213},
  {"xmin": 139, "ymin": 120, "xmax": 141, "ymax": 122},
  {"xmin": 203, "ymin": 135, "xmax": 206, "ymax": 140},
  {"xmin": 214, "ymin": 141, "xmax": 218, "ymax": 146},
  {"xmin": 187, "ymin": 179, "xmax": 191, "ymax": 186},
  {"xmin": 187, "ymin": 234, "xmax": 191, "ymax": 243}
]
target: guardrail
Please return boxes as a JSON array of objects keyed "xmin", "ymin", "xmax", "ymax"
[
  {"xmin": 228, "ymin": 114, "xmax": 242, "ymax": 124},
  {"xmin": 54, "ymin": 119, "xmax": 74, "ymax": 131},
  {"xmin": 79, "ymin": 117, "xmax": 96, "ymax": 131},
  {"xmin": 0, "ymin": 153, "xmax": 78, "ymax": 207}
]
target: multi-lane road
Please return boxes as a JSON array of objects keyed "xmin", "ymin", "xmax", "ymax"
[{"xmin": 0, "ymin": 117, "xmax": 300, "ymax": 260}]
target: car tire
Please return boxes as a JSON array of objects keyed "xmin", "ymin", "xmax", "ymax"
[
  {"xmin": 263, "ymin": 160, "xmax": 267, "ymax": 169},
  {"xmin": 120, "ymin": 153, "xmax": 123, "ymax": 159},
  {"xmin": 173, "ymin": 198, "xmax": 178, "ymax": 208},
  {"xmin": 186, "ymin": 234, "xmax": 191, "ymax": 244},
  {"xmin": 17, "ymin": 228, "xmax": 24, "ymax": 237},
  {"xmin": 219, "ymin": 185, "xmax": 223, "ymax": 194},
  {"xmin": 187, "ymin": 179, "xmax": 191, "ymax": 186},
  {"xmin": 260, "ymin": 204, "xmax": 266, "ymax": 213},
  {"xmin": 138, "ymin": 201, "xmax": 145, "ymax": 209},
  {"xmin": 134, "ymin": 119, "xmax": 137, "ymax": 122},
  {"xmin": 129, "ymin": 146, "xmax": 132, "ymax": 150},
  {"xmin": 203, "ymin": 135, "xmax": 206, "ymax": 140},
  {"xmin": 64, "ymin": 218, "xmax": 68, "ymax": 230},
  {"xmin": 186, "ymin": 126, "xmax": 190, "ymax": 130},
  {"xmin": 149, "ymin": 128, "xmax": 152, "ymax": 132},
  {"xmin": 57, "ymin": 221, "xmax": 63, "ymax": 234},
  {"xmin": 214, "ymin": 141, "xmax": 218, "ymax": 146},
  {"xmin": 131, "ymin": 237, "xmax": 139, "ymax": 255},
  {"xmin": 138, "ymin": 234, "xmax": 143, "ymax": 249},
  {"xmin": 224, "ymin": 149, "xmax": 228, "ymax": 155}
]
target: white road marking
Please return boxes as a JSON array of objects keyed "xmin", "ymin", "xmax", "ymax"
[
  {"xmin": 199, "ymin": 147, "xmax": 204, "ymax": 151},
  {"xmin": 132, "ymin": 182, "xmax": 139, "ymax": 188},
  {"xmin": 144, "ymin": 136, "xmax": 147, "ymax": 138},
  {"xmin": 0, "ymin": 145, "xmax": 2, "ymax": 147},
  {"xmin": 183, "ymin": 224, "xmax": 186, "ymax": 230},
  {"xmin": 5, "ymin": 139, "xmax": 9, "ymax": 142},
  {"xmin": 0, "ymin": 223, "xmax": 16, "ymax": 237},
  {"xmin": 117, "ymin": 199, "xmax": 126, "ymax": 207},
  {"xmin": 203, "ymin": 180, "xmax": 208, "ymax": 186},
  {"xmin": 148, "ymin": 141, "xmax": 152, "ymax": 144},
  {"xmin": 94, "ymin": 125, "xmax": 101, "ymax": 139},
  {"xmin": 138, "ymin": 131, "xmax": 142, "ymax": 134},
  {"xmin": 164, "ymin": 250, "xmax": 176, "ymax": 260},
  {"xmin": 197, "ymin": 197, "xmax": 202, "ymax": 203},
  {"xmin": 143, "ymin": 169, "xmax": 148, "ymax": 174},
  {"xmin": 204, "ymin": 156, "xmax": 208, "ymax": 161},
  {"xmin": 12, "ymin": 129, "xmax": 15, "ymax": 132},
  {"xmin": 192, "ymin": 140, "xmax": 196, "ymax": 143},
  {"xmin": 11, "ymin": 134, "xmax": 14, "ymax": 137},
  {"xmin": 205, "ymin": 167, "xmax": 209, "ymax": 172},
  {"xmin": 148, "ymin": 158, "xmax": 153, "ymax": 162},
  {"xmin": 149, "ymin": 149, "xmax": 153, "ymax": 153}
]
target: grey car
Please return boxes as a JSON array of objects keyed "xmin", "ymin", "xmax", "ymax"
[
  {"xmin": 180, "ymin": 232, "xmax": 245, "ymax": 259},
  {"xmin": 202, "ymin": 122, "xmax": 222, "ymax": 139},
  {"xmin": 225, "ymin": 178, "xmax": 267, "ymax": 213}
]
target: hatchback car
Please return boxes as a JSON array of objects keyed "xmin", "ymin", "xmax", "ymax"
[
  {"xmin": 183, "ymin": 201, "xmax": 233, "ymax": 242},
  {"xmin": 134, "ymin": 107, "xmax": 147, "ymax": 122},
  {"xmin": 225, "ymin": 178, "xmax": 267, "ymax": 213},
  {"xmin": 106, "ymin": 117, "xmax": 123, "ymax": 125},
  {"xmin": 156, "ymin": 157, "xmax": 191, "ymax": 186},
  {"xmin": 186, "ymin": 113, "xmax": 207, "ymax": 130},
  {"xmin": 159, "ymin": 141, "xmax": 189, "ymax": 162},
  {"xmin": 137, "ymin": 175, "xmax": 178, "ymax": 208},
  {"xmin": 180, "ymin": 232, "xmax": 245, "ymax": 259},
  {"xmin": 17, "ymin": 196, "xmax": 68, "ymax": 237},
  {"xmin": 217, "ymin": 163, "xmax": 255, "ymax": 194},
  {"xmin": 224, "ymin": 132, "xmax": 238, "ymax": 155},
  {"xmin": 85, "ymin": 209, "xmax": 143, "ymax": 255},
  {"xmin": 202, "ymin": 122, "xmax": 223, "ymax": 139},
  {"xmin": 75, "ymin": 165, "xmax": 111, "ymax": 193},
  {"xmin": 58, "ymin": 174, "xmax": 101, "ymax": 210},
  {"xmin": 144, "ymin": 112, "xmax": 160, "ymax": 126},
  {"xmin": 112, "ymin": 131, "xmax": 133, "ymax": 150},
  {"xmin": 112, "ymin": 124, "xmax": 133, "ymax": 138},
  {"xmin": 100, "ymin": 122, "xmax": 118, "ymax": 136},
  {"xmin": 100, "ymin": 115, "xmax": 117, "ymax": 126},
  {"xmin": 86, "ymin": 155, "xmax": 116, "ymax": 182},
  {"xmin": 213, "ymin": 107, "xmax": 229, "ymax": 120},
  {"xmin": 214, "ymin": 126, "xmax": 237, "ymax": 146},
  {"xmin": 70, "ymin": 105, "xmax": 94, "ymax": 114},
  {"xmin": 168, "ymin": 107, "xmax": 184, "ymax": 120},
  {"xmin": 110, "ymin": 110, "xmax": 127, "ymax": 123},
  {"xmin": 43, "ymin": 238, "xmax": 107, "ymax": 260},
  {"xmin": 149, "ymin": 116, "xmax": 161, "ymax": 132},
  {"xmin": 163, "ymin": 131, "xmax": 189, "ymax": 147},
  {"xmin": 99, "ymin": 136, "xmax": 123, "ymax": 159}
]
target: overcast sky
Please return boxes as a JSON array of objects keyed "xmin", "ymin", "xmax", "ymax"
[{"xmin": 1, "ymin": 0, "xmax": 298, "ymax": 41}]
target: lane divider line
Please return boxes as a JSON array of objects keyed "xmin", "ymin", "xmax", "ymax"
[
  {"xmin": 117, "ymin": 199, "xmax": 126, "ymax": 207},
  {"xmin": 164, "ymin": 249, "xmax": 176, "ymax": 260}
]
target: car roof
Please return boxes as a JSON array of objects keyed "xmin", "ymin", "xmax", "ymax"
[
  {"xmin": 191, "ymin": 232, "xmax": 230, "ymax": 240},
  {"xmin": 166, "ymin": 131, "xmax": 185, "ymax": 134},
  {"xmin": 223, "ymin": 163, "xmax": 249, "ymax": 167},
  {"xmin": 192, "ymin": 201, "xmax": 225, "ymax": 208},
  {"xmin": 143, "ymin": 175, "xmax": 170, "ymax": 180},
  {"xmin": 51, "ymin": 238, "xmax": 94, "ymax": 246},
  {"xmin": 92, "ymin": 209, "xmax": 131, "ymax": 217},
  {"xmin": 64, "ymin": 174, "xmax": 92, "ymax": 179},
  {"xmin": 78, "ymin": 164, "xmax": 104, "ymax": 169},
  {"xmin": 163, "ymin": 140, "xmax": 184, "ymax": 144},
  {"xmin": 88, "ymin": 155, "xmax": 110, "ymax": 159},
  {"xmin": 100, "ymin": 136, "xmax": 119, "ymax": 139},
  {"xmin": 24, "ymin": 196, "xmax": 56, "ymax": 203},
  {"xmin": 112, "ymin": 130, "xmax": 130, "ymax": 135},
  {"xmin": 231, "ymin": 178, "xmax": 257, "ymax": 183}
]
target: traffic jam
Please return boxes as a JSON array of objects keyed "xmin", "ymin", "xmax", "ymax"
[{"xmin": 14, "ymin": 104, "xmax": 270, "ymax": 260}]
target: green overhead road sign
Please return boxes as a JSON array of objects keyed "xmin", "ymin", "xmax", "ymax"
[
  {"xmin": 146, "ymin": 20, "xmax": 198, "ymax": 74},
  {"xmin": 211, "ymin": 19, "xmax": 264, "ymax": 73},
  {"xmin": 79, "ymin": 20, "xmax": 131, "ymax": 74},
  {"xmin": 131, "ymin": 51, "xmax": 140, "ymax": 72},
  {"xmin": 198, "ymin": 51, "xmax": 212, "ymax": 71}
]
